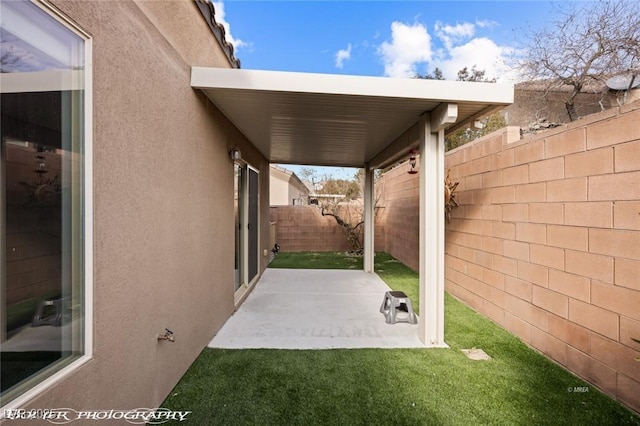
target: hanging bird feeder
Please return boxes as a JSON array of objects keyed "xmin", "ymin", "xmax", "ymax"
[{"xmin": 407, "ymin": 148, "xmax": 418, "ymax": 174}]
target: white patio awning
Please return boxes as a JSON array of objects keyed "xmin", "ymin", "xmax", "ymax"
[
  {"xmin": 192, "ymin": 67, "xmax": 514, "ymax": 347},
  {"xmin": 191, "ymin": 67, "xmax": 513, "ymax": 168}
]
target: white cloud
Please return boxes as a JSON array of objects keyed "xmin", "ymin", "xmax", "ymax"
[
  {"xmin": 435, "ymin": 21, "xmax": 475, "ymax": 50},
  {"xmin": 376, "ymin": 18, "xmax": 514, "ymax": 81},
  {"xmin": 377, "ymin": 21, "xmax": 432, "ymax": 78},
  {"xmin": 431, "ymin": 37, "xmax": 512, "ymax": 81},
  {"xmin": 335, "ymin": 44, "xmax": 352, "ymax": 69},
  {"xmin": 476, "ymin": 19, "xmax": 498, "ymax": 29},
  {"xmin": 436, "ymin": 22, "xmax": 475, "ymax": 38},
  {"xmin": 212, "ymin": 1, "xmax": 248, "ymax": 50}
]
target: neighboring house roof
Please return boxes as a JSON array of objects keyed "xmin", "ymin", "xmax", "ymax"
[
  {"xmin": 307, "ymin": 181, "xmax": 323, "ymax": 193},
  {"xmin": 313, "ymin": 194, "xmax": 346, "ymax": 199},
  {"xmin": 515, "ymin": 80, "xmax": 601, "ymax": 94},
  {"xmin": 195, "ymin": 0, "xmax": 241, "ymax": 69},
  {"xmin": 302, "ymin": 180, "xmax": 351, "ymax": 198},
  {"xmin": 302, "ymin": 180, "xmax": 316, "ymax": 194},
  {"xmin": 515, "ymin": 74, "xmax": 640, "ymax": 94}
]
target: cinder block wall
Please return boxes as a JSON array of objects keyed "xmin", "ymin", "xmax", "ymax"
[
  {"xmin": 270, "ymin": 205, "xmax": 385, "ymax": 252},
  {"xmin": 439, "ymin": 103, "xmax": 640, "ymax": 412},
  {"xmin": 376, "ymin": 161, "xmax": 420, "ymax": 271},
  {"xmin": 271, "ymin": 206, "xmax": 351, "ymax": 252}
]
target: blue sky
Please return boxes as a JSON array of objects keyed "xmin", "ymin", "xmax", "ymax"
[{"xmin": 213, "ymin": 0, "xmax": 561, "ymax": 178}]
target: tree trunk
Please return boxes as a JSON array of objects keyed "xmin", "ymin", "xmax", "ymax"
[
  {"xmin": 321, "ymin": 207, "xmax": 363, "ymax": 251},
  {"xmin": 565, "ymin": 85, "xmax": 582, "ymax": 122},
  {"xmin": 565, "ymin": 100, "xmax": 578, "ymax": 122}
]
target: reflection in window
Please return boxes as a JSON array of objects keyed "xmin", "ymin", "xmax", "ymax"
[
  {"xmin": 1, "ymin": 1, "xmax": 83, "ymax": 73},
  {"xmin": 1, "ymin": 1, "xmax": 86, "ymax": 405}
]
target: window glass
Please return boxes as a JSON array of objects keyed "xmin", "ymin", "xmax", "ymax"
[{"xmin": 1, "ymin": 0, "xmax": 86, "ymax": 405}]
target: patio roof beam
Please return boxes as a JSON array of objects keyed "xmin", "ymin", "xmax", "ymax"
[
  {"xmin": 445, "ymin": 104, "xmax": 503, "ymax": 135},
  {"xmin": 368, "ymin": 102, "xmax": 458, "ymax": 169},
  {"xmin": 367, "ymin": 122, "xmax": 420, "ymax": 170}
]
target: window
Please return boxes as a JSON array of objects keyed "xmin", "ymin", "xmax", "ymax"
[{"xmin": 1, "ymin": 0, "xmax": 91, "ymax": 406}]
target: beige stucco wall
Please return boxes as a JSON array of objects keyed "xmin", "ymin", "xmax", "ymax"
[
  {"xmin": 288, "ymin": 184, "xmax": 307, "ymax": 205},
  {"xmin": 505, "ymin": 89, "xmax": 610, "ymax": 127},
  {"xmin": 505, "ymin": 86, "xmax": 640, "ymax": 129},
  {"xmin": 269, "ymin": 167, "xmax": 309, "ymax": 206},
  {"xmin": 270, "ymin": 172, "xmax": 291, "ymax": 206},
  {"xmin": 19, "ymin": 0, "xmax": 270, "ymax": 410}
]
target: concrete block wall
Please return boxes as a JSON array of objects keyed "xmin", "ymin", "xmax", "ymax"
[
  {"xmin": 270, "ymin": 205, "xmax": 385, "ymax": 252},
  {"xmin": 269, "ymin": 101, "xmax": 640, "ymax": 411},
  {"xmin": 441, "ymin": 103, "xmax": 640, "ymax": 412},
  {"xmin": 376, "ymin": 161, "xmax": 420, "ymax": 271},
  {"xmin": 270, "ymin": 205, "xmax": 351, "ymax": 252}
]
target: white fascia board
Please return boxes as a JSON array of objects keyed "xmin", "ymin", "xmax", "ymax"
[{"xmin": 191, "ymin": 67, "xmax": 514, "ymax": 105}]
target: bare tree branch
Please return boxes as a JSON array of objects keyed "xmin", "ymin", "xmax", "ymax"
[{"xmin": 518, "ymin": 1, "xmax": 640, "ymax": 121}]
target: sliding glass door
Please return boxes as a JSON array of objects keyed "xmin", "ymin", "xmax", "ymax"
[
  {"xmin": 233, "ymin": 164, "xmax": 243, "ymax": 293},
  {"xmin": 233, "ymin": 163, "xmax": 259, "ymax": 299},
  {"xmin": 247, "ymin": 167, "xmax": 259, "ymax": 284}
]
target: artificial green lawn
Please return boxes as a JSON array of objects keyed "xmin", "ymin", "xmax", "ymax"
[
  {"xmin": 268, "ymin": 251, "xmax": 363, "ymax": 270},
  {"xmin": 162, "ymin": 252, "xmax": 640, "ymax": 425}
]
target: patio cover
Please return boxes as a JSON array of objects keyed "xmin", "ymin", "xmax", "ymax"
[
  {"xmin": 191, "ymin": 67, "xmax": 514, "ymax": 347},
  {"xmin": 191, "ymin": 68, "xmax": 513, "ymax": 168}
]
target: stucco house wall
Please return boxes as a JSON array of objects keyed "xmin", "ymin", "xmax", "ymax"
[
  {"xmin": 504, "ymin": 82, "xmax": 640, "ymax": 129},
  {"xmin": 270, "ymin": 171, "xmax": 292, "ymax": 206},
  {"xmin": 269, "ymin": 166, "xmax": 309, "ymax": 206},
  {"xmin": 505, "ymin": 86, "xmax": 610, "ymax": 127},
  {"xmin": 17, "ymin": 0, "xmax": 270, "ymax": 411}
]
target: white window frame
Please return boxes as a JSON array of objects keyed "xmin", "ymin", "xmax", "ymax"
[{"xmin": 0, "ymin": 0, "xmax": 93, "ymax": 412}]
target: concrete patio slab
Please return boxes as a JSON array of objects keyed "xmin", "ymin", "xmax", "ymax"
[{"xmin": 209, "ymin": 268, "xmax": 426, "ymax": 349}]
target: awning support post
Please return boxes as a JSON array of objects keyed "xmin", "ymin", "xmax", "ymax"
[
  {"xmin": 364, "ymin": 163, "xmax": 375, "ymax": 273},
  {"xmin": 419, "ymin": 113, "xmax": 447, "ymax": 347}
]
